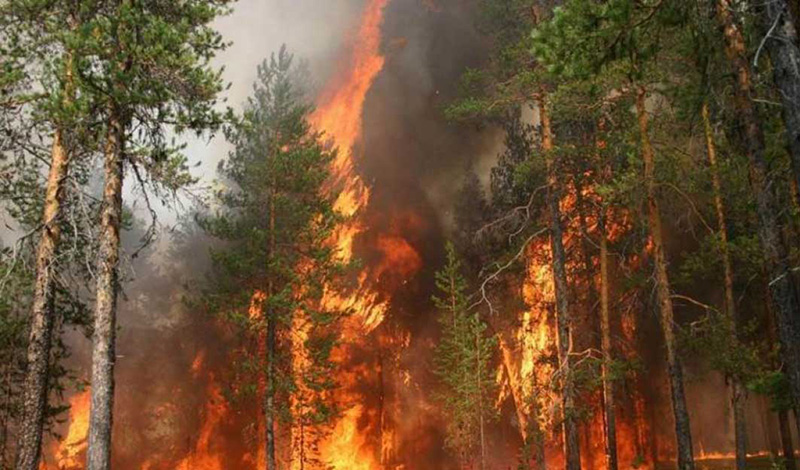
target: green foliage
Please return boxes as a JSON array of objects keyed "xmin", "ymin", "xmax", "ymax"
[
  {"xmin": 750, "ymin": 370, "xmax": 794, "ymax": 413},
  {"xmin": 432, "ymin": 243, "xmax": 497, "ymax": 465},
  {"xmin": 198, "ymin": 47, "xmax": 346, "ymax": 454},
  {"xmin": 532, "ymin": 0, "xmax": 688, "ymax": 81}
]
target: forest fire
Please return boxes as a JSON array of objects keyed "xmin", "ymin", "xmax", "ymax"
[{"xmin": 15, "ymin": 0, "xmax": 800, "ymax": 469}]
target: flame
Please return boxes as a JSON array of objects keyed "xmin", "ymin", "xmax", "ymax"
[
  {"xmin": 40, "ymin": 390, "xmax": 91, "ymax": 470},
  {"xmin": 309, "ymin": 2, "xmax": 416, "ymax": 469},
  {"xmin": 174, "ymin": 381, "xmax": 228, "ymax": 470}
]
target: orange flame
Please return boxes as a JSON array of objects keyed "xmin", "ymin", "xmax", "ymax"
[
  {"xmin": 309, "ymin": 1, "xmax": 406, "ymax": 469},
  {"xmin": 174, "ymin": 381, "xmax": 228, "ymax": 470},
  {"xmin": 40, "ymin": 390, "xmax": 91, "ymax": 470}
]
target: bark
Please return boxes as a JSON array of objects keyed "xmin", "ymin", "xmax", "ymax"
[
  {"xmin": 594, "ymin": 115, "xmax": 619, "ymax": 470},
  {"xmin": 86, "ymin": 108, "xmax": 125, "ymax": 470},
  {"xmin": 779, "ymin": 409, "xmax": 797, "ymax": 470},
  {"xmin": 599, "ymin": 217, "xmax": 618, "ymax": 470},
  {"xmin": 635, "ymin": 86, "xmax": 695, "ymax": 470},
  {"xmin": 476, "ymin": 324, "xmax": 487, "ymax": 470},
  {"xmin": 538, "ymin": 95, "xmax": 581, "ymax": 470},
  {"xmin": 14, "ymin": 130, "xmax": 71, "ymax": 470},
  {"xmin": 765, "ymin": 281, "xmax": 797, "ymax": 470},
  {"xmin": 758, "ymin": 0, "xmax": 800, "ymax": 206},
  {"xmin": 265, "ymin": 188, "xmax": 277, "ymax": 470},
  {"xmin": 15, "ymin": 55, "xmax": 74, "ymax": 470},
  {"xmin": 266, "ymin": 314, "xmax": 277, "ymax": 470},
  {"xmin": 716, "ymin": 0, "xmax": 800, "ymax": 435},
  {"xmin": 702, "ymin": 102, "xmax": 748, "ymax": 470}
]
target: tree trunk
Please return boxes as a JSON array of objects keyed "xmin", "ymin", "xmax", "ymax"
[
  {"xmin": 14, "ymin": 129, "xmax": 71, "ymax": 470},
  {"xmin": 86, "ymin": 109, "xmax": 125, "ymax": 470},
  {"xmin": 15, "ymin": 54, "xmax": 74, "ymax": 470},
  {"xmin": 635, "ymin": 86, "xmax": 695, "ymax": 470},
  {"xmin": 598, "ymin": 216, "xmax": 619, "ymax": 470},
  {"xmin": 266, "ymin": 314, "xmax": 277, "ymax": 470},
  {"xmin": 780, "ymin": 409, "xmax": 797, "ymax": 470},
  {"xmin": 538, "ymin": 95, "xmax": 582, "ymax": 470},
  {"xmin": 716, "ymin": 0, "xmax": 800, "ymax": 435},
  {"xmin": 702, "ymin": 102, "xmax": 748, "ymax": 470},
  {"xmin": 593, "ymin": 113, "xmax": 619, "ymax": 470},
  {"xmin": 757, "ymin": 0, "xmax": 800, "ymax": 206},
  {"xmin": 476, "ymin": 322, "xmax": 487, "ymax": 470},
  {"xmin": 265, "ymin": 189, "xmax": 277, "ymax": 470}
]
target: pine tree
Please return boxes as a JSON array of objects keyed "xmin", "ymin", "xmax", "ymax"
[
  {"xmin": 754, "ymin": 0, "xmax": 800, "ymax": 206},
  {"xmin": 74, "ymin": 1, "xmax": 232, "ymax": 468},
  {"xmin": 432, "ymin": 243, "xmax": 497, "ymax": 470},
  {"xmin": 199, "ymin": 47, "xmax": 345, "ymax": 470},
  {"xmin": 1, "ymin": 2, "xmax": 100, "ymax": 467},
  {"xmin": 532, "ymin": 2, "xmax": 699, "ymax": 469},
  {"xmin": 713, "ymin": 0, "xmax": 800, "ymax": 436}
]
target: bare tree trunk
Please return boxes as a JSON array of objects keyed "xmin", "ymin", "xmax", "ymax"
[
  {"xmin": 592, "ymin": 113, "xmax": 619, "ymax": 470},
  {"xmin": 779, "ymin": 409, "xmax": 797, "ymax": 470},
  {"xmin": 716, "ymin": 0, "xmax": 800, "ymax": 435},
  {"xmin": 266, "ymin": 314, "xmax": 277, "ymax": 470},
  {"xmin": 538, "ymin": 95, "xmax": 581, "ymax": 470},
  {"xmin": 702, "ymin": 102, "xmax": 748, "ymax": 470},
  {"xmin": 635, "ymin": 86, "xmax": 695, "ymax": 470},
  {"xmin": 15, "ymin": 55, "xmax": 74, "ymax": 470},
  {"xmin": 86, "ymin": 108, "xmax": 125, "ymax": 470},
  {"xmin": 598, "ymin": 216, "xmax": 618, "ymax": 470},
  {"xmin": 476, "ymin": 324, "xmax": 487, "ymax": 470},
  {"xmin": 757, "ymin": 0, "xmax": 800, "ymax": 206},
  {"xmin": 265, "ymin": 190, "xmax": 277, "ymax": 470}
]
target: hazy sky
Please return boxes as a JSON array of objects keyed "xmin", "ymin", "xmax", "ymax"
[{"xmin": 131, "ymin": 0, "xmax": 367, "ymax": 227}]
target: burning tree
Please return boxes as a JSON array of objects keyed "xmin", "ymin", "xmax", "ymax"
[{"xmin": 199, "ymin": 47, "xmax": 348, "ymax": 470}]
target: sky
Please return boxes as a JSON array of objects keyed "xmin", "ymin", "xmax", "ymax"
[{"xmin": 132, "ymin": 0, "xmax": 367, "ymax": 227}]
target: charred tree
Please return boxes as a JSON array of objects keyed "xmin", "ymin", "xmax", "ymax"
[
  {"xmin": 538, "ymin": 94, "xmax": 582, "ymax": 470},
  {"xmin": 715, "ymin": 0, "xmax": 800, "ymax": 434},
  {"xmin": 635, "ymin": 86, "xmax": 695, "ymax": 470}
]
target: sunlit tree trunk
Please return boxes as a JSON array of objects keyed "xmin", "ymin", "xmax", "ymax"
[
  {"xmin": 716, "ymin": 0, "xmax": 800, "ymax": 434},
  {"xmin": 87, "ymin": 106, "xmax": 125, "ymax": 470},
  {"xmin": 598, "ymin": 215, "xmax": 618, "ymax": 470},
  {"xmin": 538, "ymin": 94, "xmax": 581, "ymax": 470},
  {"xmin": 15, "ymin": 54, "xmax": 74, "ymax": 470},
  {"xmin": 702, "ymin": 102, "xmax": 748, "ymax": 470},
  {"xmin": 635, "ymin": 86, "xmax": 695, "ymax": 470}
]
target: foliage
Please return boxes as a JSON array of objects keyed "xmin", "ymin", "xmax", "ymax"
[
  {"xmin": 198, "ymin": 47, "xmax": 347, "ymax": 464},
  {"xmin": 432, "ymin": 243, "xmax": 497, "ymax": 465}
]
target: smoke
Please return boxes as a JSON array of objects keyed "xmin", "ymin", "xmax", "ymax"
[{"xmin": 43, "ymin": 1, "xmax": 790, "ymax": 469}]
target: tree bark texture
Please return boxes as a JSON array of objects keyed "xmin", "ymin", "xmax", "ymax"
[
  {"xmin": 538, "ymin": 95, "xmax": 582, "ymax": 470},
  {"xmin": 716, "ymin": 0, "xmax": 800, "ymax": 435},
  {"xmin": 636, "ymin": 86, "xmax": 695, "ymax": 470},
  {"xmin": 15, "ymin": 127, "xmax": 71, "ymax": 470},
  {"xmin": 86, "ymin": 110, "xmax": 125, "ymax": 470}
]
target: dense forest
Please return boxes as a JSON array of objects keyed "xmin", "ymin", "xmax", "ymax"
[{"xmin": 1, "ymin": 0, "xmax": 800, "ymax": 469}]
